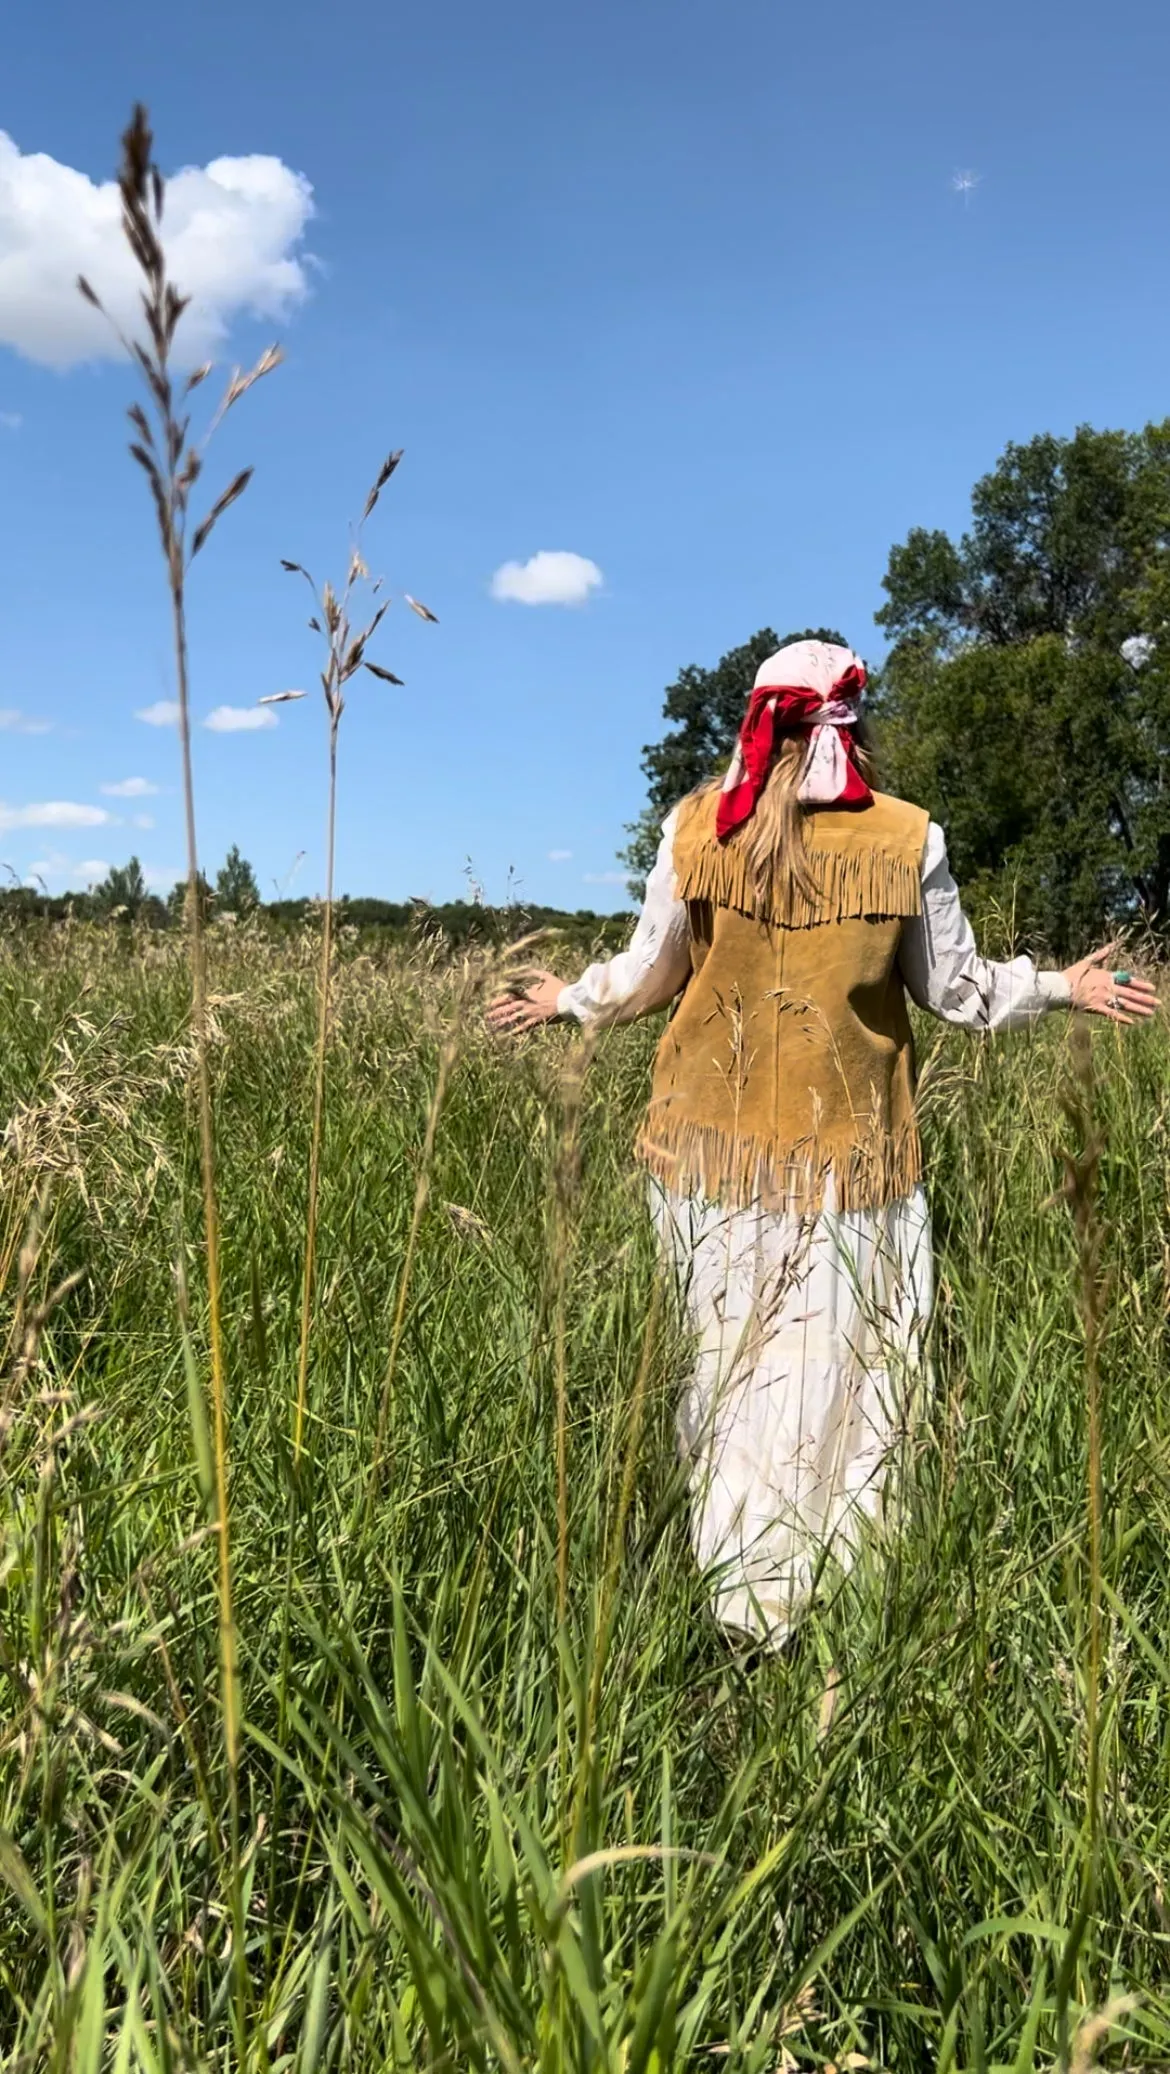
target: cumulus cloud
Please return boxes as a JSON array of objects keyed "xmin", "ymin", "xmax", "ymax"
[
  {"xmin": 548, "ymin": 849, "xmax": 573, "ymax": 862},
  {"xmin": 24, "ymin": 851, "xmax": 68, "ymax": 883},
  {"xmin": 136, "ymin": 701, "xmax": 179, "ymax": 727},
  {"xmin": 491, "ymin": 551, "xmax": 603, "ymax": 607},
  {"xmin": 0, "ymin": 707, "xmax": 52, "ymax": 735},
  {"xmin": 101, "ymin": 776, "xmax": 159, "ymax": 797},
  {"xmin": 27, "ymin": 854, "xmax": 111, "ymax": 887},
  {"xmin": 0, "ymin": 800, "xmax": 110, "ymax": 831},
  {"xmin": 204, "ymin": 704, "xmax": 277, "ymax": 733},
  {"xmin": 0, "ymin": 132, "xmax": 315, "ymax": 370}
]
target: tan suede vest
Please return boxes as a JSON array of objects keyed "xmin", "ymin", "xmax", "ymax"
[{"xmin": 636, "ymin": 788, "xmax": 931, "ymax": 1214}]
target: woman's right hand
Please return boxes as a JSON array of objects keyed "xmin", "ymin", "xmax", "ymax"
[
  {"xmin": 486, "ymin": 970, "xmax": 567, "ymax": 1035},
  {"xmin": 1062, "ymin": 941, "xmax": 1159, "ymax": 1025}
]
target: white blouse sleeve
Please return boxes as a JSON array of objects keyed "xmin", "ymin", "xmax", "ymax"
[
  {"xmin": 558, "ymin": 810, "xmax": 692, "ymax": 1027},
  {"xmin": 899, "ymin": 821, "xmax": 1072, "ymax": 1031}
]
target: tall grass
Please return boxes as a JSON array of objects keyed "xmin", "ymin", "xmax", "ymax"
[
  {"xmin": 278, "ymin": 459, "xmax": 434, "ymax": 1465},
  {"xmin": 0, "ymin": 915, "xmax": 1167, "ymax": 2070},
  {"xmin": 75, "ymin": 103, "xmax": 282, "ymax": 2050}
]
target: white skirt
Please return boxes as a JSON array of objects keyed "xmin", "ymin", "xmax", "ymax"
[{"xmin": 651, "ymin": 1180, "xmax": 934, "ymax": 1645}]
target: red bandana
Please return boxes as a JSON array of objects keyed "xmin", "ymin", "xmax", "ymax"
[{"xmin": 715, "ymin": 664, "xmax": 871, "ymax": 843}]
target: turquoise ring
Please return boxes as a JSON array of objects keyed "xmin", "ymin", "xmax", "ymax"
[{"xmin": 1112, "ymin": 970, "xmax": 1132, "ymax": 987}]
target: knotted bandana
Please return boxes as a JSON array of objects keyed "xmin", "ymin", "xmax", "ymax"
[{"xmin": 716, "ymin": 640, "xmax": 871, "ymax": 842}]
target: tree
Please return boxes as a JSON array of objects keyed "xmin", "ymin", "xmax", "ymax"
[
  {"xmin": 93, "ymin": 856, "xmax": 147, "ymax": 919},
  {"xmin": 876, "ymin": 422, "xmax": 1170, "ymax": 952},
  {"xmin": 877, "ymin": 424, "xmax": 1170, "ymax": 653},
  {"xmin": 215, "ymin": 844, "xmax": 261, "ymax": 916},
  {"xmin": 622, "ymin": 626, "xmax": 847, "ymax": 891}
]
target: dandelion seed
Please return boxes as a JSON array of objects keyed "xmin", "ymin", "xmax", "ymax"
[{"xmin": 951, "ymin": 168, "xmax": 981, "ymax": 207}]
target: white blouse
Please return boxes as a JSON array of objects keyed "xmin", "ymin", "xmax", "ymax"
[{"xmin": 559, "ymin": 809, "xmax": 1071, "ymax": 1031}]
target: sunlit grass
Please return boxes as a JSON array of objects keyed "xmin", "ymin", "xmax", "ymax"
[{"xmin": 1, "ymin": 916, "xmax": 1168, "ymax": 2070}]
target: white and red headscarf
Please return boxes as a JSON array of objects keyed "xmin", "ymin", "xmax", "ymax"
[{"xmin": 716, "ymin": 639, "xmax": 871, "ymax": 842}]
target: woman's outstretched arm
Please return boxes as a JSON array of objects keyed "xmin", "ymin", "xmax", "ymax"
[
  {"xmin": 901, "ymin": 823, "xmax": 1158, "ymax": 1030},
  {"xmin": 487, "ymin": 812, "xmax": 692, "ymax": 1036}
]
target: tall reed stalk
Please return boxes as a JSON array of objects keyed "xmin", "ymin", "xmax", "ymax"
[
  {"xmin": 549, "ymin": 1039, "xmax": 594, "ymax": 1636},
  {"xmin": 1059, "ymin": 1013, "xmax": 1108, "ymax": 2061},
  {"xmin": 279, "ymin": 461, "xmax": 436, "ymax": 1463},
  {"xmin": 78, "ymin": 102, "xmax": 281, "ymax": 2035}
]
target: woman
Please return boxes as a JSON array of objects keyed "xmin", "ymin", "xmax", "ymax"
[{"xmin": 489, "ymin": 640, "xmax": 1158, "ymax": 1646}]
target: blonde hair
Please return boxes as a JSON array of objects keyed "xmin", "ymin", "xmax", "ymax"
[{"xmin": 702, "ymin": 721, "xmax": 879, "ymax": 907}]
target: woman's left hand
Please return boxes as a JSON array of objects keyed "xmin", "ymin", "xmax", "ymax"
[
  {"xmin": 1062, "ymin": 941, "xmax": 1160, "ymax": 1024},
  {"xmin": 486, "ymin": 970, "xmax": 567, "ymax": 1035}
]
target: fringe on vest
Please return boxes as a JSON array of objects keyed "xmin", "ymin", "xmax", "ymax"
[
  {"xmin": 636, "ymin": 1112, "xmax": 924, "ymax": 1216},
  {"xmin": 676, "ymin": 836, "xmax": 923, "ymax": 931}
]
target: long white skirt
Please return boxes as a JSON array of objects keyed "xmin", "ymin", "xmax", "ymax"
[{"xmin": 651, "ymin": 1180, "xmax": 934, "ymax": 1645}]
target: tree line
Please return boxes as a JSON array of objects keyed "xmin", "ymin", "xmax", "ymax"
[
  {"xmin": 625, "ymin": 421, "xmax": 1170, "ymax": 957},
  {"xmin": 0, "ymin": 844, "xmax": 629, "ymax": 957}
]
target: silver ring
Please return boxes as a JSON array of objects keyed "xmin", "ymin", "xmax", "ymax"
[{"xmin": 1107, "ymin": 990, "xmax": 1119, "ymax": 1010}]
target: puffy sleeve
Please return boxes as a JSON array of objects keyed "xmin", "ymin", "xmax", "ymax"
[
  {"xmin": 558, "ymin": 810, "xmax": 692, "ymax": 1027},
  {"xmin": 899, "ymin": 821, "xmax": 1072, "ymax": 1031}
]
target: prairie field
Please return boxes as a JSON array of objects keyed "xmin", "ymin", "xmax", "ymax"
[{"xmin": 1, "ymin": 917, "xmax": 1168, "ymax": 2072}]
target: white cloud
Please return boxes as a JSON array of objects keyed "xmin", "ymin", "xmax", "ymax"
[
  {"xmin": 204, "ymin": 704, "xmax": 277, "ymax": 733},
  {"xmin": 25, "ymin": 851, "xmax": 68, "ymax": 882},
  {"xmin": 491, "ymin": 551, "xmax": 603, "ymax": 607},
  {"xmin": 548, "ymin": 849, "xmax": 573, "ymax": 862},
  {"xmin": 0, "ymin": 707, "xmax": 52, "ymax": 735},
  {"xmin": 24, "ymin": 850, "xmax": 116, "ymax": 889},
  {"xmin": 0, "ymin": 800, "xmax": 110, "ymax": 831},
  {"xmin": 583, "ymin": 870, "xmax": 627, "ymax": 886},
  {"xmin": 144, "ymin": 866, "xmax": 181, "ymax": 891},
  {"xmin": 26, "ymin": 854, "xmax": 111, "ymax": 888},
  {"xmin": 0, "ymin": 132, "xmax": 315, "ymax": 370},
  {"xmin": 132, "ymin": 813, "xmax": 156, "ymax": 829},
  {"xmin": 136, "ymin": 700, "xmax": 179, "ymax": 727},
  {"xmin": 0, "ymin": 411, "xmax": 21, "ymax": 431},
  {"xmin": 101, "ymin": 776, "xmax": 158, "ymax": 797}
]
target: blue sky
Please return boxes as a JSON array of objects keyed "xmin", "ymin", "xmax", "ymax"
[{"xmin": 2, "ymin": 0, "xmax": 1168, "ymax": 910}]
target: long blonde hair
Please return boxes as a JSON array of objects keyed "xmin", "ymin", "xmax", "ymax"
[{"xmin": 702, "ymin": 720, "xmax": 879, "ymax": 907}]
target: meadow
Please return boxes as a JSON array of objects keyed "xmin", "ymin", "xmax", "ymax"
[{"xmin": 1, "ymin": 912, "xmax": 1168, "ymax": 2072}]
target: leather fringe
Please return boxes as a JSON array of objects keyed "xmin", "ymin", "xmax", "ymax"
[
  {"xmin": 636, "ymin": 1113, "xmax": 924, "ymax": 1215},
  {"xmin": 675, "ymin": 838, "xmax": 922, "ymax": 930}
]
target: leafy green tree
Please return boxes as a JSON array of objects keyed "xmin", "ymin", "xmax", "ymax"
[
  {"xmin": 93, "ymin": 856, "xmax": 147, "ymax": 920},
  {"xmin": 215, "ymin": 844, "xmax": 261, "ymax": 916},
  {"xmin": 622, "ymin": 627, "xmax": 847, "ymax": 891},
  {"xmin": 877, "ymin": 424, "xmax": 1170, "ymax": 652},
  {"xmin": 876, "ymin": 423, "xmax": 1170, "ymax": 952}
]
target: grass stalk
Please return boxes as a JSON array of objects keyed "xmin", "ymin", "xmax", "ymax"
[
  {"xmin": 549, "ymin": 1035, "xmax": 594, "ymax": 1635},
  {"xmin": 281, "ymin": 453, "xmax": 432, "ymax": 1464},
  {"xmin": 368, "ymin": 1019, "xmax": 460, "ymax": 1504},
  {"xmin": 79, "ymin": 102, "xmax": 282, "ymax": 2044},
  {"xmin": 1061, "ymin": 1018, "xmax": 1106, "ymax": 1855},
  {"xmin": 294, "ymin": 720, "xmax": 337, "ymax": 1464},
  {"xmin": 1058, "ymin": 1013, "xmax": 1108, "ymax": 2062}
]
